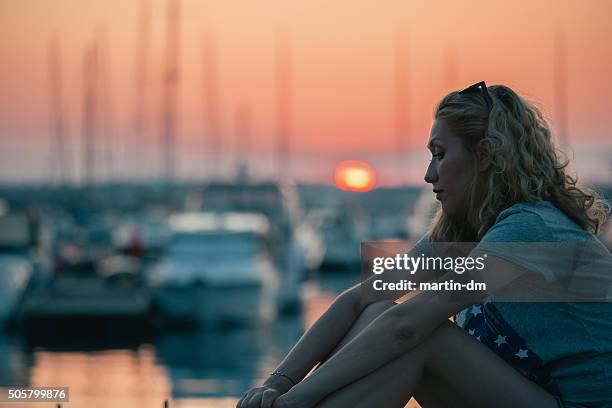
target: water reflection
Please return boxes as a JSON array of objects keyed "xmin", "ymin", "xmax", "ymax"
[
  {"xmin": 0, "ymin": 274, "xmax": 357, "ymax": 407},
  {"xmin": 31, "ymin": 347, "xmax": 170, "ymax": 408},
  {"xmin": 154, "ymin": 317, "xmax": 304, "ymax": 399},
  {"xmin": 0, "ymin": 336, "xmax": 31, "ymax": 387}
]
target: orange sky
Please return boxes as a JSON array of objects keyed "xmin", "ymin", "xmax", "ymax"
[{"xmin": 0, "ymin": 0, "xmax": 611, "ymax": 184}]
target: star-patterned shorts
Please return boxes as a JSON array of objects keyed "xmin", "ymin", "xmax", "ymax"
[{"xmin": 456, "ymin": 302, "xmax": 566, "ymax": 408}]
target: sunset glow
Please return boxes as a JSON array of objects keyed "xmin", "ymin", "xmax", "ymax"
[
  {"xmin": 334, "ymin": 160, "xmax": 376, "ymax": 192},
  {"xmin": 0, "ymin": 0, "xmax": 610, "ymax": 184}
]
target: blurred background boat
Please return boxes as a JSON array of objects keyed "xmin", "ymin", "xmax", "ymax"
[
  {"xmin": 147, "ymin": 211, "xmax": 279, "ymax": 327},
  {"xmin": 185, "ymin": 180, "xmax": 324, "ymax": 312},
  {"xmin": 19, "ymin": 250, "xmax": 152, "ymax": 347},
  {"xmin": 0, "ymin": 255, "xmax": 32, "ymax": 330},
  {"xmin": 0, "ymin": 209, "xmax": 35, "ymax": 330}
]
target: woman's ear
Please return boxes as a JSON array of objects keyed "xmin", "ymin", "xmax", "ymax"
[{"xmin": 474, "ymin": 139, "xmax": 492, "ymax": 172}]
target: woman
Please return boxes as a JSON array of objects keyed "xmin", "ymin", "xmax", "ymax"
[{"xmin": 237, "ymin": 82, "xmax": 611, "ymax": 408}]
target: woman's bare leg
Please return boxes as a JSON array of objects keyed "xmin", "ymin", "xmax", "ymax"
[
  {"xmin": 412, "ymin": 369, "xmax": 470, "ymax": 408},
  {"xmin": 311, "ymin": 302, "xmax": 558, "ymax": 408},
  {"xmin": 314, "ymin": 301, "xmax": 461, "ymax": 408}
]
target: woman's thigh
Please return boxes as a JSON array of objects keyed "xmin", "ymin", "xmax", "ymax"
[
  {"xmin": 424, "ymin": 321, "xmax": 558, "ymax": 408},
  {"xmin": 413, "ymin": 368, "xmax": 470, "ymax": 408},
  {"xmin": 315, "ymin": 320, "xmax": 559, "ymax": 408}
]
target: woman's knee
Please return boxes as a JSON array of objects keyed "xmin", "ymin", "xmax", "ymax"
[
  {"xmin": 328, "ymin": 300, "xmax": 397, "ymax": 354},
  {"xmin": 360, "ymin": 299, "xmax": 397, "ymax": 319},
  {"xmin": 424, "ymin": 320, "xmax": 460, "ymax": 351}
]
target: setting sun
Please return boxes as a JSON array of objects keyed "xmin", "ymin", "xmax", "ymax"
[{"xmin": 334, "ymin": 160, "xmax": 377, "ymax": 192}]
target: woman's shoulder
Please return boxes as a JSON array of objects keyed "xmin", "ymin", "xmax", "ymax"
[
  {"xmin": 484, "ymin": 201, "xmax": 593, "ymax": 243},
  {"xmin": 496, "ymin": 201, "xmax": 560, "ymax": 222}
]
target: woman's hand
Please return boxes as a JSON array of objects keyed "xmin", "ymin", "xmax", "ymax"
[
  {"xmin": 236, "ymin": 385, "xmax": 283, "ymax": 408},
  {"xmin": 236, "ymin": 375, "xmax": 294, "ymax": 408},
  {"xmin": 271, "ymin": 386, "xmax": 319, "ymax": 408}
]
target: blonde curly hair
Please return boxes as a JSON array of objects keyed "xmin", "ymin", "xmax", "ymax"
[{"xmin": 429, "ymin": 84, "xmax": 609, "ymax": 242}]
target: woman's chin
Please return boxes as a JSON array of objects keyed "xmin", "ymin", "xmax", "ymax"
[
  {"xmin": 440, "ymin": 201, "xmax": 453, "ymax": 215},
  {"xmin": 440, "ymin": 201, "xmax": 464, "ymax": 218}
]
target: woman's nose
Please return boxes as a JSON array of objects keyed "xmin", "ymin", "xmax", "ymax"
[{"xmin": 424, "ymin": 161, "xmax": 437, "ymax": 184}]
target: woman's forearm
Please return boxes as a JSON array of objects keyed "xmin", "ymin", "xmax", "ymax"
[
  {"xmin": 286, "ymin": 306, "xmax": 413, "ymax": 401},
  {"xmin": 275, "ymin": 234, "xmax": 434, "ymax": 385},
  {"xmin": 285, "ymin": 286, "xmax": 476, "ymax": 404},
  {"xmin": 267, "ymin": 288, "xmax": 362, "ymax": 387}
]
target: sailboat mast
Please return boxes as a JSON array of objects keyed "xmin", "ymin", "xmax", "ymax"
[
  {"xmin": 132, "ymin": 0, "xmax": 152, "ymax": 180},
  {"xmin": 394, "ymin": 27, "xmax": 410, "ymax": 179},
  {"xmin": 161, "ymin": 0, "xmax": 180, "ymax": 183},
  {"xmin": 47, "ymin": 36, "xmax": 68, "ymax": 185},
  {"xmin": 201, "ymin": 29, "xmax": 221, "ymax": 180},
  {"xmin": 97, "ymin": 26, "xmax": 114, "ymax": 182},
  {"xmin": 82, "ymin": 43, "xmax": 99, "ymax": 186},
  {"xmin": 275, "ymin": 29, "xmax": 292, "ymax": 178}
]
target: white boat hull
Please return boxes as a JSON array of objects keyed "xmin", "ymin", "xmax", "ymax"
[{"xmin": 153, "ymin": 282, "xmax": 277, "ymax": 327}]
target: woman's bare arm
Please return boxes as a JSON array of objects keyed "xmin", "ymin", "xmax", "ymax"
[
  {"xmin": 238, "ymin": 284, "xmax": 369, "ymax": 407},
  {"xmin": 243, "ymin": 236, "xmax": 447, "ymax": 406},
  {"xmin": 271, "ymin": 289, "xmax": 453, "ymax": 405},
  {"xmin": 263, "ymin": 285, "xmax": 363, "ymax": 389},
  {"xmin": 266, "ymin": 236, "xmax": 444, "ymax": 389},
  {"xmin": 273, "ymin": 255, "xmax": 527, "ymax": 406}
]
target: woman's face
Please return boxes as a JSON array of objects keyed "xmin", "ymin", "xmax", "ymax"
[{"xmin": 424, "ymin": 119, "xmax": 476, "ymax": 218}]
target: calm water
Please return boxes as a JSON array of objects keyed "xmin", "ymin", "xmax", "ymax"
[{"xmin": 0, "ymin": 274, "xmax": 359, "ymax": 408}]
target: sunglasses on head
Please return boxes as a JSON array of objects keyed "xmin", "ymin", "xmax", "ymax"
[{"xmin": 459, "ymin": 81, "xmax": 493, "ymax": 113}]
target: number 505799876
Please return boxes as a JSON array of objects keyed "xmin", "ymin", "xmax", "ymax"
[{"xmin": 3, "ymin": 387, "xmax": 68, "ymax": 402}]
